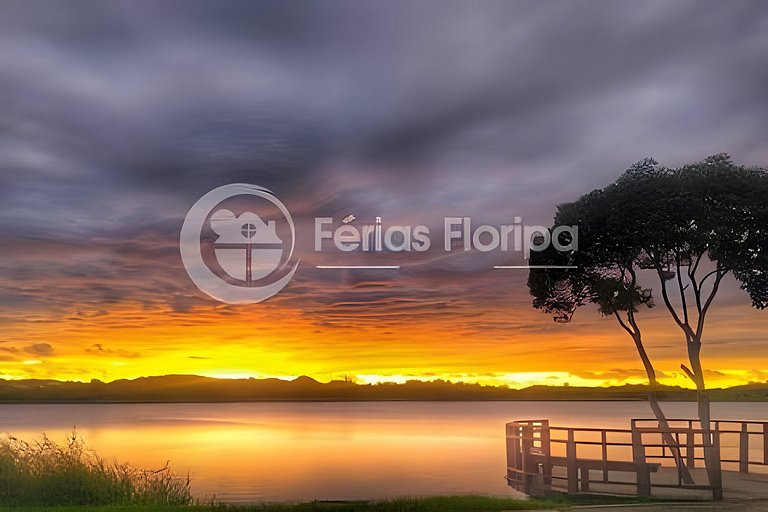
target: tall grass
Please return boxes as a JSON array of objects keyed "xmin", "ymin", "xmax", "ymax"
[{"xmin": 0, "ymin": 431, "xmax": 191, "ymax": 506}]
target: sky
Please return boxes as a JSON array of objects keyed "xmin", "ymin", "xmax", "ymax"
[{"xmin": 1, "ymin": 0, "xmax": 768, "ymax": 387}]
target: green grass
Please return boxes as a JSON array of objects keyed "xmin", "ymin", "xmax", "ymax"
[
  {"xmin": 0, "ymin": 431, "xmax": 191, "ymax": 506},
  {"xmin": 0, "ymin": 496, "xmax": 561, "ymax": 511},
  {"xmin": 0, "ymin": 494, "xmax": 658, "ymax": 511}
]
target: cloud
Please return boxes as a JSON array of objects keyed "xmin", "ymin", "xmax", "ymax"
[
  {"xmin": 25, "ymin": 343, "xmax": 54, "ymax": 356},
  {"xmin": 569, "ymin": 368, "xmax": 672, "ymax": 383},
  {"xmin": 0, "ymin": 1, "xmax": 767, "ymax": 380},
  {"xmin": 85, "ymin": 343, "xmax": 141, "ymax": 358}
]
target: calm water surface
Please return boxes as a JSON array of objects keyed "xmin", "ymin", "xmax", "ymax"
[{"xmin": 1, "ymin": 401, "xmax": 766, "ymax": 502}]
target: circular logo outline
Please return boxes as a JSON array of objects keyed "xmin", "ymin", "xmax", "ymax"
[{"xmin": 180, "ymin": 183, "xmax": 299, "ymax": 304}]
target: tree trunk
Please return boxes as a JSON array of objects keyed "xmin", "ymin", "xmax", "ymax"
[
  {"xmin": 648, "ymin": 391, "xmax": 694, "ymax": 484},
  {"xmin": 688, "ymin": 339, "xmax": 722, "ymax": 500},
  {"xmin": 632, "ymin": 332, "xmax": 694, "ymax": 484}
]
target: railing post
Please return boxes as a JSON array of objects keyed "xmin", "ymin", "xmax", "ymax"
[
  {"xmin": 567, "ymin": 429, "xmax": 578, "ymax": 493},
  {"xmin": 521, "ymin": 423, "xmax": 534, "ymax": 494},
  {"xmin": 521, "ymin": 423, "xmax": 532, "ymax": 470},
  {"xmin": 686, "ymin": 421, "xmax": 695, "ymax": 469},
  {"xmin": 580, "ymin": 467, "xmax": 590, "ymax": 491},
  {"xmin": 740, "ymin": 423, "xmax": 750, "ymax": 473},
  {"xmin": 601, "ymin": 430, "xmax": 608, "ymax": 482},
  {"xmin": 506, "ymin": 423, "xmax": 519, "ymax": 485},
  {"xmin": 632, "ymin": 428, "xmax": 651, "ymax": 497},
  {"xmin": 711, "ymin": 429, "xmax": 723, "ymax": 501},
  {"xmin": 764, "ymin": 423, "xmax": 768, "ymax": 466},
  {"xmin": 541, "ymin": 420, "xmax": 552, "ymax": 486}
]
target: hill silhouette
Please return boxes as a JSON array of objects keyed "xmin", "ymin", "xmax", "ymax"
[{"xmin": 0, "ymin": 375, "xmax": 767, "ymax": 403}]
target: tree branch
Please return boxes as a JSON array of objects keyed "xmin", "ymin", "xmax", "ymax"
[
  {"xmin": 654, "ymin": 260, "xmax": 697, "ymax": 341},
  {"xmin": 688, "ymin": 252, "xmax": 703, "ymax": 281},
  {"xmin": 653, "ymin": 259, "xmax": 685, "ymax": 326},
  {"xmin": 611, "ymin": 307, "xmax": 635, "ymax": 336},
  {"xmin": 700, "ymin": 267, "xmax": 730, "ymax": 288},
  {"xmin": 680, "ymin": 364, "xmax": 696, "ymax": 382},
  {"xmin": 696, "ymin": 269, "xmax": 726, "ymax": 338},
  {"xmin": 675, "ymin": 249, "xmax": 689, "ymax": 326}
]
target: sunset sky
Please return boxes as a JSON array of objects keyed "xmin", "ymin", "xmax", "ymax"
[{"xmin": 1, "ymin": 1, "xmax": 768, "ymax": 388}]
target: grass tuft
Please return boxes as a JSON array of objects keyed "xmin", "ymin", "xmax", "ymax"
[{"xmin": 0, "ymin": 431, "xmax": 192, "ymax": 506}]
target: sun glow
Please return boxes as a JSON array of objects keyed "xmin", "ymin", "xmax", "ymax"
[
  {"xmin": 199, "ymin": 372, "xmax": 299, "ymax": 380},
  {"xmin": 3, "ymin": 288, "xmax": 768, "ymax": 390}
]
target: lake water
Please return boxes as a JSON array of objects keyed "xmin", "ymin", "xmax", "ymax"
[{"xmin": 1, "ymin": 401, "xmax": 767, "ymax": 502}]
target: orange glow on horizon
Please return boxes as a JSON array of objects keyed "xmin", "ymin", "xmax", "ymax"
[{"xmin": 3, "ymin": 280, "xmax": 768, "ymax": 390}]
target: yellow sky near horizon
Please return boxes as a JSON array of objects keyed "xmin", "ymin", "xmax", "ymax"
[{"xmin": 4, "ymin": 274, "xmax": 768, "ymax": 390}]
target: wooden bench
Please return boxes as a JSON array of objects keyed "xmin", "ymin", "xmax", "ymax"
[{"xmin": 531, "ymin": 453, "xmax": 661, "ymax": 493}]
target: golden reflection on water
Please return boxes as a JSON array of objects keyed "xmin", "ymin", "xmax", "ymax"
[{"xmin": 2, "ymin": 401, "xmax": 766, "ymax": 502}]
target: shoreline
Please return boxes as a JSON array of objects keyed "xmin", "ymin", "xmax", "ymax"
[{"xmin": 0, "ymin": 398, "xmax": 765, "ymax": 404}]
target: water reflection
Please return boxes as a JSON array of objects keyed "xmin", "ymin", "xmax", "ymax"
[{"xmin": 0, "ymin": 401, "xmax": 765, "ymax": 502}]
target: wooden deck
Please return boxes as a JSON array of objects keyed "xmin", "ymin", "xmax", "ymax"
[{"xmin": 506, "ymin": 418, "xmax": 768, "ymax": 500}]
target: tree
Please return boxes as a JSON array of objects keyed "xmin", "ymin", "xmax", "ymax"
[
  {"xmin": 632, "ymin": 155, "xmax": 768, "ymax": 496},
  {"xmin": 530, "ymin": 155, "xmax": 768, "ymax": 497},
  {"xmin": 528, "ymin": 158, "xmax": 692, "ymax": 482}
]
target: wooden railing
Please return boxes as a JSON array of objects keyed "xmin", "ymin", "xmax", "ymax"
[
  {"xmin": 633, "ymin": 418, "xmax": 768, "ymax": 474},
  {"xmin": 506, "ymin": 418, "xmax": 724, "ymax": 499}
]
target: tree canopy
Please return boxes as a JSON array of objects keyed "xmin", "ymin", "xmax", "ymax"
[
  {"xmin": 528, "ymin": 155, "xmax": 767, "ymax": 493},
  {"xmin": 529, "ymin": 154, "xmax": 768, "ymax": 327}
]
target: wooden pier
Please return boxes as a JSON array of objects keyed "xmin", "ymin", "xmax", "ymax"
[{"xmin": 506, "ymin": 418, "xmax": 768, "ymax": 500}]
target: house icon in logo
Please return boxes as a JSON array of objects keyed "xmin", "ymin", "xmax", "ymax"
[
  {"xmin": 210, "ymin": 209, "xmax": 283, "ymax": 282},
  {"xmin": 181, "ymin": 184, "xmax": 299, "ymax": 304}
]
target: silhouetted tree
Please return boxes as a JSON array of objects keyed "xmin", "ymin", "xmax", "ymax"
[
  {"xmin": 530, "ymin": 155, "xmax": 768, "ymax": 493},
  {"xmin": 631, "ymin": 155, "xmax": 768, "ymax": 495},
  {"xmin": 528, "ymin": 159, "xmax": 692, "ymax": 482}
]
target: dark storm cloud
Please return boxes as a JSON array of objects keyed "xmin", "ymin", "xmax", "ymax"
[{"xmin": 0, "ymin": 0, "xmax": 767, "ymax": 326}]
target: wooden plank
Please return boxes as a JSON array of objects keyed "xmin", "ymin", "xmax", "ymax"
[
  {"xmin": 740, "ymin": 423, "xmax": 750, "ymax": 473},
  {"xmin": 567, "ymin": 429, "xmax": 578, "ymax": 494}
]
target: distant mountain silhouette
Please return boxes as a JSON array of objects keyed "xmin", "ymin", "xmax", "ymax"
[{"xmin": 0, "ymin": 375, "xmax": 767, "ymax": 403}]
